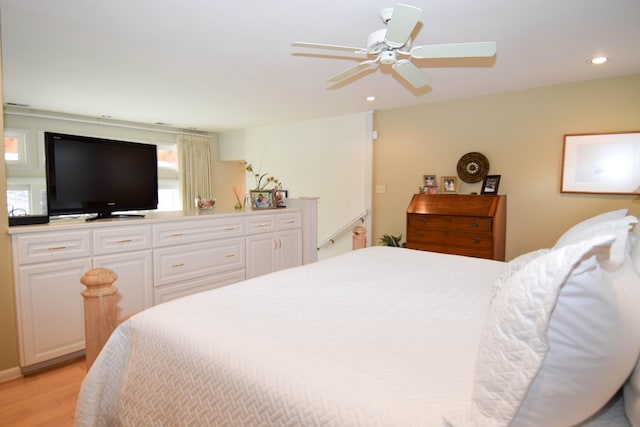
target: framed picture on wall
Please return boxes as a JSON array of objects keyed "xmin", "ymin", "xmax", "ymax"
[
  {"xmin": 481, "ymin": 175, "xmax": 501, "ymax": 194},
  {"xmin": 441, "ymin": 176, "xmax": 458, "ymax": 193},
  {"xmin": 561, "ymin": 131, "xmax": 640, "ymax": 194}
]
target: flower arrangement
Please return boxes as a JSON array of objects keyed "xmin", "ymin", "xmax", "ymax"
[{"xmin": 245, "ymin": 162, "xmax": 283, "ymax": 190}]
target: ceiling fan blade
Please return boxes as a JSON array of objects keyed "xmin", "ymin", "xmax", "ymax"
[
  {"xmin": 384, "ymin": 4, "xmax": 422, "ymax": 48},
  {"xmin": 392, "ymin": 59, "xmax": 432, "ymax": 88},
  {"xmin": 327, "ymin": 60, "xmax": 378, "ymax": 83},
  {"xmin": 410, "ymin": 41, "xmax": 497, "ymax": 59},
  {"xmin": 291, "ymin": 42, "xmax": 368, "ymax": 54}
]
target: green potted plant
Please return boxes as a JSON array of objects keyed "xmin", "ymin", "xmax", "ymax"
[{"xmin": 378, "ymin": 234, "xmax": 406, "ymax": 248}]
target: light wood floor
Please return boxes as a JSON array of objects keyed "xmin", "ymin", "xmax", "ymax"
[{"xmin": 0, "ymin": 358, "xmax": 87, "ymax": 427}]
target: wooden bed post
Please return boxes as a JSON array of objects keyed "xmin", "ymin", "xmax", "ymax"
[
  {"xmin": 80, "ymin": 268, "xmax": 118, "ymax": 369},
  {"xmin": 352, "ymin": 225, "xmax": 367, "ymax": 250}
]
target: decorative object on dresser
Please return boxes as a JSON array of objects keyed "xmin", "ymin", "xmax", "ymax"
[
  {"xmin": 456, "ymin": 151, "xmax": 490, "ymax": 183},
  {"xmin": 275, "ymin": 189, "xmax": 288, "ymax": 208},
  {"xmin": 441, "ymin": 176, "xmax": 458, "ymax": 193},
  {"xmin": 250, "ymin": 189, "xmax": 277, "ymax": 209},
  {"xmin": 406, "ymin": 193, "xmax": 506, "ymax": 260},
  {"xmin": 481, "ymin": 174, "xmax": 501, "ymax": 194}
]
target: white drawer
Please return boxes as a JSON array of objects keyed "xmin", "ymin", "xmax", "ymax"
[
  {"xmin": 15, "ymin": 231, "xmax": 92, "ymax": 265},
  {"xmin": 153, "ymin": 218, "xmax": 244, "ymax": 248},
  {"xmin": 245, "ymin": 215, "xmax": 277, "ymax": 235},
  {"xmin": 154, "ymin": 237, "xmax": 245, "ymax": 286},
  {"xmin": 93, "ymin": 225, "xmax": 152, "ymax": 255},
  {"xmin": 277, "ymin": 211, "xmax": 302, "ymax": 230},
  {"xmin": 153, "ymin": 269, "xmax": 245, "ymax": 305}
]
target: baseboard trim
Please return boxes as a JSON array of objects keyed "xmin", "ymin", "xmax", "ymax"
[{"xmin": 0, "ymin": 366, "xmax": 23, "ymax": 384}]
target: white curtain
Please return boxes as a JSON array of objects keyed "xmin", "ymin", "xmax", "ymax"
[{"xmin": 177, "ymin": 134, "xmax": 213, "ymax": 212}]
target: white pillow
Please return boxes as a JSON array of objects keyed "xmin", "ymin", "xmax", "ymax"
[
  {"xmin": 445, "ymin": 235, "xmax": 640, "ymax": 427},
  {"xmin": 554, "ymin": 215, "xmax": 637, "ymax": 271},
  {"xmin": 491, "ymin": 248, "xmax": 550, "ymax": 299},
  {"xmin": 556, "ymin": 209, "xmax": 628, "ymax": 241},
  {"xmin": 631, "ymin": 224, "xmax": 640, "ymax": 275}
]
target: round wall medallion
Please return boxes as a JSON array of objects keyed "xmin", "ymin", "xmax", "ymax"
[{"xmin": 457, "ymin": 152, "xmax": 490, "ymax": 183}]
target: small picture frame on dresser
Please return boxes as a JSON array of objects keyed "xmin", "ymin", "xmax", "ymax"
[
  {"xmin": 441, "ymin": 176, "xmax": 458, "ymax": 193},
  {"xmin": 275, "ymin": 190, "xmax": 288, "ymax": 208},
  {"xmin": 250, "ymin": 190, "xmax": 277, "ymax": 209},
  {"xmin": 481, "ymin": 175, "xmax": 501, "ymax": 194},
  {"xmin": 423, "ymin": 174, "xmax": 436, "ymax": 187}
]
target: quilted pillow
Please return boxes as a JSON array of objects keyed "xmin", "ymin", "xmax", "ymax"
[
  {"xmin": 445, "ymin": 234, "xmax": 640, "ymax": 427},
  {"xmin": 491, "ymin": 248, "xmax": 550, "ymax": 299},
  {"xmin": 555, "ymin": 209, "xmax": 628, "ymax": 242},
  {"xmin": 554, "ymin": 215, "xmax": 637, "ymax": 271}
]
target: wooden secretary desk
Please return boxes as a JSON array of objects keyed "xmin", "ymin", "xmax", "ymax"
[{"xmin": 406, "ymin": 194, "xmax": 506, "ymax": 261}]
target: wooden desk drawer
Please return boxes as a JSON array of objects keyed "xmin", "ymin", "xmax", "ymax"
[
  {"xmin": 408, "ymin": 242, "xmax": 494, "ymax": 259},
  {"xmin": 407, "ymin": 229, "xmax": 493, "ymax": 250},
  {"xmin": 408, "ymin": 214, "xmax": 492, "ymax": 232}
]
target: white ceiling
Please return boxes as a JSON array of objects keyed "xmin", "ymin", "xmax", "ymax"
[{"xmin": 1, "ymin": 0, "xmax": 639, "ymax": 133}]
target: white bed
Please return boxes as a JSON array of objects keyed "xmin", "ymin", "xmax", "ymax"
[{"xmin": 75, "ymin": 211, "xmax": 640, "ymax": 427}]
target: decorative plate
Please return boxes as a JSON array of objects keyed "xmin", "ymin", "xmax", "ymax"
[{"xmin": 456, "ymin": 152, "xmax": 490, "ymax": 183}]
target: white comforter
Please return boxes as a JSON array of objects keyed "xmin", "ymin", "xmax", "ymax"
[{"xmin": 74, "ymin": 247, "xmax": 628, "ymax": 426}]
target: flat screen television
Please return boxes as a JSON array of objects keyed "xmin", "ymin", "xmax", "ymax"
[{"xmin": 45, "ymin": 132, "xmax": 158, "ymax": 221}]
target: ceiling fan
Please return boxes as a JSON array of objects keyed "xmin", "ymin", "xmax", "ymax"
[{"xmin": 291, "ymin": 3, "xmax": 497, "ymax": 89}]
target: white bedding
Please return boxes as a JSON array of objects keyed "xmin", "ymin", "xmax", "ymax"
[{"xmin": 74, "ymin": 246, "xmax": 631, "ymax": 426}]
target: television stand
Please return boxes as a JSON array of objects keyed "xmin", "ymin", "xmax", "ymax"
[{"xmin": 85, "ymin": 213, "xmax": 146, "ymax": 222}]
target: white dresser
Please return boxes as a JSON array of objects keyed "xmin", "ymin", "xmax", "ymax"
[{"xmin": 8, "ymin": 199, "xmax": 317, "ymax": 370}]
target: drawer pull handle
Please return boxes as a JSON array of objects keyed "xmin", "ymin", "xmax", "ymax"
[
  {"xmin": 48, "ymin": 246, "xmax": 66, "ymax": 251},
  {"xmin": 469, "ymin": 222, "xmax": 479, "ymax": 228},
  {"xmin": 258, "ymin": 223, "xmax": 269, "ymax": 227},
  {"xmin": 172, "ymin": 263, "xmax": 185, "ymax": 268},
  {"xmin": 117, "ymin": 239, "xmax": 133, "ymax": 243},
  {"xmin": 471, "ymin": 237, "xmax": 481, "ymax": 243},
  {"xmin": 224, "ymin": 227, "xmax": 236, "ymax": 231},
  {"xmin": 284, "ymin": 220, "xmax": 295, "ymax": 224},
  {"xmin": 170, "ymin": 233, "xmax": 184, "ymax": 237},
  {"xmin": 225, "ymin": 254, "xmax": 236, "ymax": 258},
  {"xmin": 416, "ymin": 232, "xmax": 424, "ymax": 237}
]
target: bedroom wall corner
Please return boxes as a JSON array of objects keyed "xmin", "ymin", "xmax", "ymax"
[{"xmin": 373, "ymin": 74, "xmax": 640, "ymax": 261}]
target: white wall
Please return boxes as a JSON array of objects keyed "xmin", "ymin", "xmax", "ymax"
[{"xmin": 221, "ymin": 112, "xmax": 374, "ymax": 259}]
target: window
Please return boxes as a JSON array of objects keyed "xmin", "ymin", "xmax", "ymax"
[
  {"xmin": 156, "ymin": 143, "xmax": 181, "ymax": 211},
  {"xmin": 4, "ymin": 129, "xmax": 27, "ymax": 165}
]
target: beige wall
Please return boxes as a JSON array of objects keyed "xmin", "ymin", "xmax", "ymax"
[
  {"xmin": 373, "ymin": 74, "xmax": 640, "ymax": 260},
  {"xmin": 0, "ymin": 50, "xmax": 20, "ymax": 371}
]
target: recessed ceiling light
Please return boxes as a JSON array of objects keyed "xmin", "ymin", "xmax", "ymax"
[
  {"xmin": 366, "ymin": 96, "xmax": 376, "ymax": 101},
  {"xmin": 589, "ymin": 56, "xmax": 609, "ymax": 65}
]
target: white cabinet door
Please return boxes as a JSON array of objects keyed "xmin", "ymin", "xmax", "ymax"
[
  {"xmin": 245, "ymin": 229, "xmax": 302, "ymax": 279},
  {"xmin": 16, "ymin": 259, "xmax": 91, "ymax": 366},
  {"xmin": 278, "ymin": 229, "xmax": 303, "ymax": 271},
  {"xmin": 245, "ymin": 232, "xmax": 278, "ymax": 279},
  {"xmin": 93, "ymin": 250, "xmax": 153, "ymax": 319}
]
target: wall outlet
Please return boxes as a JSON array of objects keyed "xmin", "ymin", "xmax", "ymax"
[{"xmin": 375, "ymin": 185, "xmax": 386, "ymax": 194}]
